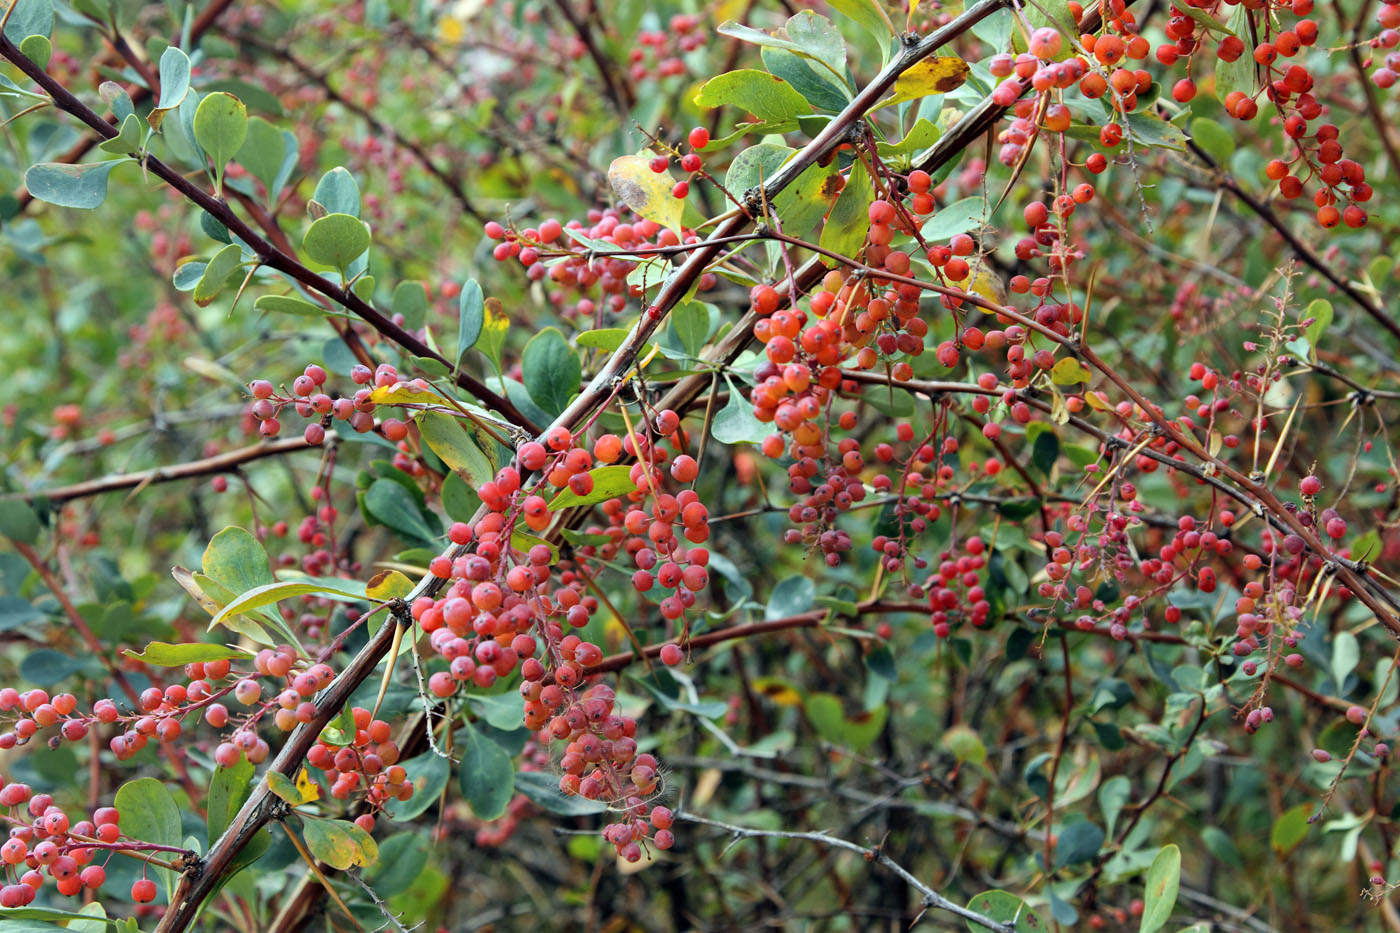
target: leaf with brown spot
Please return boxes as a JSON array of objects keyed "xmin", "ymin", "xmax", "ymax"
[
  {"xmin": 607, "ymin": 154, "xmax": 684, "ymax": 235},
  {"xmin": 883, "ymin": 56, "xmax": 969, "ymax": 107}
]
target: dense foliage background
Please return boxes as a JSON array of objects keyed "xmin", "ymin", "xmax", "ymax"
[{"xmin": 2, "ymin": 0, "xmax": 1400, "ymax": 930}]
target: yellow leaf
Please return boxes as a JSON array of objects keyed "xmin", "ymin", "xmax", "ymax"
[
  {"xmin": 887, "ymin": 56, "xmax": 969, "ymax": 106},
  {"xmin": 436, "ymin": 15, "xmax": 464, "ymax": 43},
  {"xmin": 1085, "ymin": 391, "xmax": 1113, "ymax": 411},
  {"xmin": 368, "ymin": 381, "xmax": 449, "ymax": 407},
  {"xmin": 365, "ymin": 569, "xmax": 414, "ymax": 601},
  {"xmin": 608, "ymin": 154, "xmax": 685, "ymax": 236},
  {"xmin": 296, "ymin": 768, "xmax": 321, "ymax": 803},
  {"xmin": 753, "ymin": 677, "xmax": 804, "ymax": 706},
  {"xmin": 1050, "ymin": 357, "xmax": 1093, "ymax": 386}
]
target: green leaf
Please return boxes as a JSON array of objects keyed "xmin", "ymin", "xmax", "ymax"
[
  {"xmin": 1140, "ymin": 845, "xmax": 1181, "ymax": 933},
  {"xmin": 122, "ymin": 641, "xmax": 252, "ymax": 666},
  {"xmin": 876, "ymin": 118, "xmax": 941, "ymax": 164},
  {"xmin": 1214, "ymin": 6, "xmax": 1255, "ymax": 101},
  {"xmin": 468, "ymin": 692, "xmax": 525, "ymax": 730},
  {"xmin": 825, "ymin": 0, "xmax": 894, "ymax": 48},
  {"xmin": 521, "ymin": 327, "xmax": 580, "ymax": 417},
  {"xmin": 24, "ymin": 160, "xmax": 124, "ymax": 210},
  {"xmin": 1099, "ymin": 774, "xmax": 1131, "ymax": 837},
  {"xmin": 254, "ymin": 294, "xmax": 338, "ymax": 318},
  {"xmin": 99, "ymin": 81, "xmax": 134, "ymax": 122},
  {"xmin": 441, "ymin": 471, "xmax": 482, "ymax": 523},
  {"xmin": 727, "ymin": 144, "xmax": 794, "ymax": 201},
  {"xmin": 0, "ymin": 906, "xmax": 117, "ymax": 929},
  {"xmin": 456, "ymin": 279, "xmax": 484, "ymax": 363},
  {"xmin": 387, "ymin": 752, "xmax": 451, "ymax": 820},
  {"xmin": 1270, "ymin": 803, "xmax": 1311, "ymax": 856},
  {"xmin": 547, "ymin": 465, "xmax": 637, "ymax": 510},
  {"xmin": 803, "ymin": 692, "xmax": 887, "ymax": 750},
  {"xmin": 266, "ymin": 771, "xmax": 308, "ymax": 806},
  {"xmin": 19, "ymin": 34, "xmax": 50, "ymax": 68},
  {"xmin": 693, "ymin": 69, "xmax": 812, "ymax": 124},
  {"xmin": 20, "ymin": 650, "xmax": 85, "ymax": 686},
  {"xmin": 207, "ymin": 759, "xmax": 255, "ymax": 845},
  {"xmin": 0, "ymin": 597, "xmax": 43, "ymax": 632},
  {"xmin": 1031, "ymin": 430, "xmax": 1059, "ymax": 476},
  {"xmin": 2, "ymin": 0, "xmax": 54, "ymax": 42},
  {"xmin": 942, "ymin": 725, "xmax": 987, "ymax": 764},
  {"xmin": 670, "ymin": 302, "xmax": 710, "ymax": 358},
  {"xmin": 150, "ymin": 46, "xmax": 191, "ymax": 128},
  {"xmin": 475, "ymin": 301, "xmax": 509, "ymax": 373},
  {"xmin": 819, "ymin": 160, "xmax": 873, "ymax": 261},
  {"xmin": 202, "ymin": 526, "xmax": 274, "ymax": 598},
  {"xmin": 193, "ymin": 243, "xmax": 244, "ymax": 306},
  {"xmin": 302, "ymin": 816, "xmax": 378, "ymax": 870},
  {"xmin": 575, "ymin": 328, "xmax": 632, "ymax": 353},
  {"xmin": 207, "ymin": 578, "xmax": 366, "ymax": 631},
  {"xmin": 965, "ymin": 890, "xmax": 1048, "ymax": 932},
  {"xmin": 363, "ymin": 479, "xmax": 438, "ymax": 544},
  {"xmin": 1201, "ymin": 825, "xmax": 1242, "ymax": 867},
  {"xmin": 1050, "ymin": 357, "xmax": 1093, "ymax": 385},
  {"xmin": 98, "ymin": 113, "xmax": 142, "ymax": 155},
  {"xmin": 762, "ymin": 48, "xmax": 849, "ymax": 111},
  {"xmin": 513, "ymin": 770, "xmax": 608, "ymax": 815},
  {"xmin": 236, "ymin": 116, "xmax": 287, "ymax": 205},
  {"xmin": 922, "ymin": 196, "xmax": 985, "ymax": 241},
  {"xmin": 1054, "ymin": 821, "xmax": 1104, "ymax": 867},
  {"xmin": 1189, "ymin": 117, "xmax": 1234, "ymax": 166},
  {"xmin": 1331, "ymin": 631, "xmax": 1359, "ymax": 691},
  {"xmin": 1303, "ymin": 298, "xmax": 1332, "ymax": 353},
  {"xmin": 783, "ymin": 11, "xmax": 846, "ymax": 81},
  {"xmin": 1125, "ymin": 111, "xmax": 1188, "ymax": 151},
  {"xmin": 767, "ymin": 574, "xmax": 815, "ymax": 619},
  {"xmin": 193, "ymin": 92, "xmax": 248, "ymax": 194},
  {"xmin": 115, "ymin": 778, "xmax": 181, "ymax": 901},
  {"xmin": 712, "ymin": 380, "xmax": 770, "ymax": 445},
  {"xmin": 364, "ymin": 833, "xmax": 431, "ymax": 897},
  {"xmin": 303, "ymin": 213, "xmax": 370, "ymax": 272},
  {"xmin": 312, "ymin": 167, "xmax": 361, "ymax": 217},
  {"xmin": 418, "ymin": 411, "xmax": 494, "ymax": 488},
  {"xmin": 0, "ymin": 501, "xmax": 40, "ymax": 544},
  {"xmin": 458, "ymin": 721, "xmax": 514, "ymax": 820}
]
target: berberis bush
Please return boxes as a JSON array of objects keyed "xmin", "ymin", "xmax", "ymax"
[{"xmin": 2, "ymin": 0, "xmax": 1400, "ymax": 929}]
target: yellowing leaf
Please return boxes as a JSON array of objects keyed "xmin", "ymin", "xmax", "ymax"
[
  {"xmin": 608, "ymin": 154, "xmax": 684, "ymax": 236},
  {"xmin": 295, "ymin": 767, "xmax": 321, "ymax": 803},
  {"xmin": 366, "ymin": 569, "xmax": 414, "ymax": 601},
  {"xmin": 753, "ymin": 677, "xmax": 804, "ymax": 706},
  {"xmin": 368, "ymin": 381, "xmax": 450, "ymax": 407},
  {"xmin": 1085, "ymin": 391, "xmax": 1113, "ymax": 411},
  {"xmin": 886, "ymin": 56, "xmax": 969, "ymax": 106},
  {"xmin": 437, "ymin": 15, "xmax": 464, "ymax": 42},
  {"xmin": 1050, "ymin": 357, "xmax": 1093, "ymax": 386}
]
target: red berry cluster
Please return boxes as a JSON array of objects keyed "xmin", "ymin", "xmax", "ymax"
[{"xmin": 0, "ymin": 784, "xmax": 148, "ymax": 906}]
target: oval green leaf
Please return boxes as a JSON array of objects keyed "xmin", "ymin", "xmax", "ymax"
[{"xmin": 303, "ymin": 213, "xmax": 370, "ymax": 271}]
